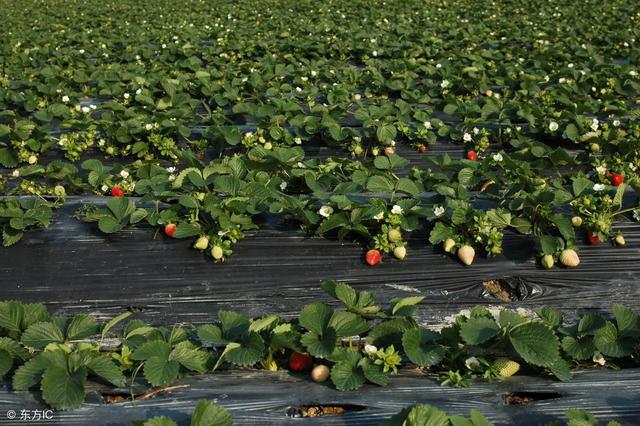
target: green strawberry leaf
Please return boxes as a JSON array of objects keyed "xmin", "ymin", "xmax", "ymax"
[
  {"xmin": 41, "ymin": 366, "xmax": 87, "ymax": 410},
  {"xmin": 86, "ymin": 355, "xmax": 126, "ymax": 387},
  {"xmin": 459, "ymin": 317, "xmax": 500, "ymax": 345},
  {"xmin": 299, "ymin": 303, "xmax": 333, "ymax": 335},
  {"xmin": 509, "ymin": 321, "xmax": 560, "ymax": 367},
  {"xmin": 190, "ymin": 400, "xmax": 233, "ymax": 426},
  {"xmin": 223, "ymin": 332, "xmax": 264, "ymax": 366},
  {"xmin": 21, "ymin": 322, "xmax": 65, "ymax": 349},
  {"xmin": 301, "ymin": 329, "xmax": 337, "ymax": 358},
  {"xmin": 330, "ymin": 360, "xmax": 366, "ymax": 391},
  {"xmin": 66, "ymin": 314, "xmax": 99, "ymax": 340},
  {"xmin": 143, "ymin": 356, "xmax": 180, "ymax": 387},
  {"xmin": 402, "ymin": 328, "xmax": 445, "ymax": 367}
]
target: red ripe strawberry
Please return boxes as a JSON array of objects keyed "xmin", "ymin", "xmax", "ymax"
[
  {"xmin": 111, "ymin": 186, "xmax": 125, "ymax": 197},
  {"xmin": 611, "ymin": 173, "xmax": 624, "ymax": 187},
  {"xmin": 466, "ymin": 151, "xmax": 478, "ymax": 161},
  {"xmin": 418, "ymin": 144, "xmax": 427, "ymax": 153},
  {"xmin": 164, "ymin": 223, "xmax": 177, "ymax": 238},
  {"xmin": 365, "ymin": 249, "xmax": 382, "ymax": 266},
  {"xmin": 289, "ymin": 352, "xmax": 313, "ymax": 372},
  {"xmin": 587, "ymin": 230, "xmax": 600, "ymax": 245}
]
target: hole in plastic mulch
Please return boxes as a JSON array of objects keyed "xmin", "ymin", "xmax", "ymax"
[
  {"xmin": 285, "ymin": 404, "xmax": 367, "ymax": 418},
  {"xmin": 504, "ymin": 391, "xmax": 562, "ymax": 405}
]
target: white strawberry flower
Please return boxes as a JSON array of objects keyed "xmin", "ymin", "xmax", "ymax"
[
  {"xmin": 279, "ymin": 181, "xmax": 287, "ymax": 191},
  {"xmin": 81, "ymin": 106, "xmax": 90, "ymax": 113},
  {"xmin": 78, "ymin": 49, "xmax": 85, "ymax": 54},
  {"xmin": 311, "ymin": 70, "xmax": 317, "ymax": 77},
  {"xmin": 440, "ymin": 79, "xmax": 449, "ymax": 88},
  {"xmin": 295, "ymin": 86, "xmax": 302, "ymax": 92},
  {"xmin": 62, "ymin": 95, "xmax": 70, "ymax": 103},
  {"xmin": 630, "ymin": 70, "xmax": 638, "ymax": 77},
  {"xmin": 593, "ymin": 183, "xmax": 606, "ymax": 191},
  {"xmin": 433, "ymin": 206, "xmax": 445, "ymax": 217},
  {"xmin": 492, "ymin": 153, "xmax": 503, "ymax": 162},
  {"xmin": 391, "ymin": 205, "xmax": 403, "ymax": 215},
  {"xmin": 633, "ymin": 209, "xmax": 640, "ymax": 221},
  {"xmin": 596, "ymin": 165, "xmax": 607, "ymax": 174},
  {"xmin": 373, "ymin": 211, "xmax": 384, "ymax": 221},
  {"xmin": 12, "ymin": 170, "xmax": 20, "ymax": 177},
  {"xmin": 473, "ymin": 127, "xmax": 480, "ymax": 135},
  {"xmin": 120, "ymin": 170, "xmax": 129, "ymax": 179},
  {"xmin": 294, "ymin": 137, "xmax": 302, "ymax": 145},
  {"xmin": 613, "ymin": 120, "xmax": 621, "ymax": 127},
  {"xmin": 463, "ymin": 132, "xmax": 472, "ymax": 142},
  {"xmin": 145, "ymin": 124, "xmax": 153, "ymax": 131},
  {"xmin": 424, "ymin": 121, "xmax": 432, "ymax": 129},
  {"xmin": 136, "ymin": 88, "xmax": 142, "ymax": 95},
  {"xmin": 90, "ymin": 104, "xmax": 96, "ymax": 110},
  {"xmin": 591, "ymin": 118, "xmax": 599, "ymax": 131},
  {"xmin": 319, "ymin": 205, "xmax": 334, "ymax": 218},
  {"xmin": 364, "ymin": 344, "xmax": 377, "ymax": 354},
  {"xmin": 101, "ymin": 184, "xmax": 109, "ymax": 192},
  {"xmin": 464, "ymin": 356, "xmax": 480, "ymax": 370},
  {"xmin": 372, "ymin": 50, "xmax": 378, "ymax": 57},
  {"xmin": 124, "ymin": 93, "xmax": 130, "ymax": 99},
  {"xmin": 166, "ymin": 166, "xmax": 176, "ymax": 173},
  {"xmin": 549, "ymin": 121, "xmax": 559, "ymax": 131}
]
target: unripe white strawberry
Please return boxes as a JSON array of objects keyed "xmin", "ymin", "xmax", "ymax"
[
  {"xmin": 541, "ymin": 254, "xmax": 554, "ymax": 269},
  {"xmin": 211, "ymin": 245, "xmax": 224, "ymax": 260},
  {"xmin": 393, "ymin": 246, "xmax": 407, "ymax": 260},
  {"xmin": 311, "ymin": 365, "xmax": 330, "ymax": 383},
  {"xmin": 388, "ymin": 228, "xmax": 402, "ymax": 242},
  {"xmin": 457, "ymin": 245, "xmax": 475, "ymax": 266},
  {"xmin": 571, "ymin": 216, "xmax": 582, "ymax": 227},
  {"xmin": 493, "ymin": 358, "xmax": 520, "ymax": 378},
  {"xmin": 559, "ymin": 249, "xmax": 580, "ymax": 267},
  {"xmin": 443, "ymin": 238, "xmax": 456, "ymax": 253},
  {"xmin": 193, "ymin": 236, "xmax": 209, "ymax": 250},
  {"xmin": 615, "ymin": 235, "xmax": 625, "ymax": 246}
]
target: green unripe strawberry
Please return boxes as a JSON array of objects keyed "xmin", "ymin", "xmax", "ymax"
[
  {"xmin": 590, "ymin": 143, "xmax": 601, "ymax": 153},
  {"xmin": 388, "ymin": 228, "xmax": 402, "ymax": 242},
  {"xmin": 353, "ymin": 145, "xmax": 363, "ymax": 156},
  {"xmin": 541, "ymin": 254, "xmax": 554, "ymax": 269},
  {"xmin": 53, "ymin": 185, "xmax": 66, "ymax": 197},
  {"xmin": 493, "ymin": 358, "xmax": 520, "ymax": 378},
  {"xmin": 194, "ymin": 236, "xmax": 209, "ymax": 250},
  {"xmin": 211, "ymin": 245, "xmax": 224, "ymax": 260}
]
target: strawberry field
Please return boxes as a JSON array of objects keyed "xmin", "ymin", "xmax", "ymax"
[{"xmin": 1, "ymin": 0, "xmax": 640, "ymax": 424}]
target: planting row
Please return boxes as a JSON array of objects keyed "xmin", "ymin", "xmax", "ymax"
[{"xmin": 0, "ymin": 282, "xmax": 638, "ymax": 410}]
